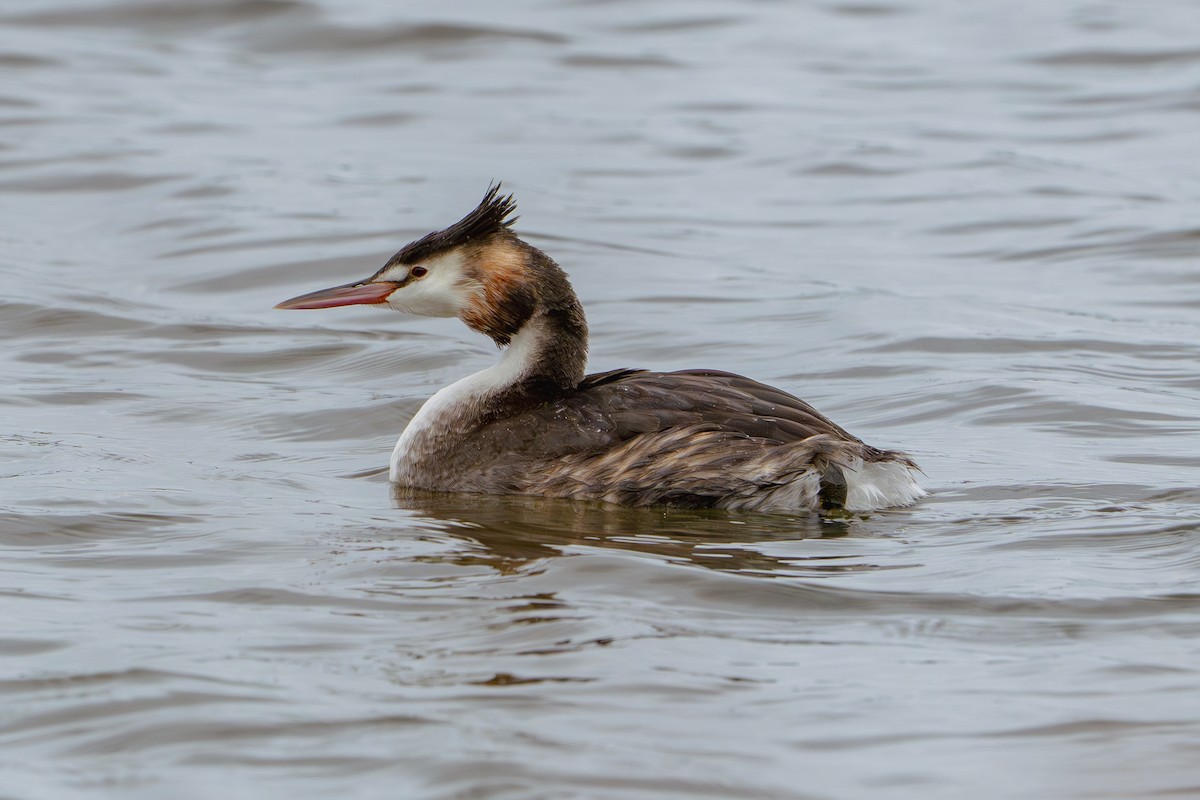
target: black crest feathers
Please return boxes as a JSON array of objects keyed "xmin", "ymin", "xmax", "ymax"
[{"xmin": 389, "ymin": 184, "xmax": 518, "ymax": 266}]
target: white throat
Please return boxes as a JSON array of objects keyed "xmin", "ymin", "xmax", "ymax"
[{"xmin": 389, "ymin": 318, "xmax": 548, "ymax": 483}]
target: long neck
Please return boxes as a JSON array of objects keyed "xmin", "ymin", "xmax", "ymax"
[
  {"xmin": 463, "ymin": 238, "xmax": 589, "ymax": 395},
  {"xmin": 390, "ymin": 310, "xmax": 586, "ymax": 485},
  {"xmin": 519, "ymin": 248, "xmax": 589, "ymax": 394},
  {"xmin": 393, "ymin": 238, "xmax": 590, "ymax": 485}
]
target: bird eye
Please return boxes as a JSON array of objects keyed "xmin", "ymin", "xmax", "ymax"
[{"xmin": 410, "ymin": 266, "xmax": 428, "ymax": 278}]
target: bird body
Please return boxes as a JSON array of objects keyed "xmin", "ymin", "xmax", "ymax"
[{"xmin": 276, "ymin": 187, "xmax": 924, "ymax": 513}]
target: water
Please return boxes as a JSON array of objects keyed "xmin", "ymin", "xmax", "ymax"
[{"xmin": 3, "ymin": 1, "xmax": 1200, "ymax": 797}]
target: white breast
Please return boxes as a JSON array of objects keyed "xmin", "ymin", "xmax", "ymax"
[{"xmin": 389, "ymin": 321, "xmax": 546, "ymax": 483}]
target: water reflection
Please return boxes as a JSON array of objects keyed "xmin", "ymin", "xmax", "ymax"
[{"xmin": 390, "ymin": 485, "xmax": 873, "ymax": 576}]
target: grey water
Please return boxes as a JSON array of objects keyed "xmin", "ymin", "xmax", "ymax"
[{"xmin": 3, "ymin": 1, "xmax": 1200, "ymax": 798}]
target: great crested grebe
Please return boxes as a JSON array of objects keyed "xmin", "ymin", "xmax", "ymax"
[{"xmin": 276, "ymin": 186, "xmax": 924, "ymax": 513}]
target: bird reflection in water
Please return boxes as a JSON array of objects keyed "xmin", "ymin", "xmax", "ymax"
[{"xmin": 388, "ymin": 485, "xmax": 872, "ymax": 577}]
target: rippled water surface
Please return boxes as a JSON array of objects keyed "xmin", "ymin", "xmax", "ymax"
[{"xmin": 4, "ymin": 1, "xmax": 1200, "ymax": 797}]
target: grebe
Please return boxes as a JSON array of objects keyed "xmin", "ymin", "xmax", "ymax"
[{"xmin": 276, "ymin": 186, "xmax": 924, "ymax": 513}]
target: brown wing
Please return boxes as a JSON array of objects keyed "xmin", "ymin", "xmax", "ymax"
[
  {"xmin": 626, "ymin": 369, "xmax": 861, "ymax": 443},
  {"xmin": 459, "ymin": 368, "xmax": 861, "ymax": 466}
]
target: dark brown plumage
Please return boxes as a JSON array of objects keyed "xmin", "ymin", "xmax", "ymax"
[{"xmin": 400, "ymin": 368, "xmax": 917, "ymax": 511}]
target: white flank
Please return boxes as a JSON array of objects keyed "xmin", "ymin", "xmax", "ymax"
[
  {"xmin": 843, "ymin": 458, "xmax": 926, "ymax": 512},
  {"xmin": 389, "ymin": 319, "xmax": 547, "ymax": 483}
]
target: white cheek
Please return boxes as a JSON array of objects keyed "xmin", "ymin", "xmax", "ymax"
[{"xmin": 383, "ymin": 251, "xmax": 479, "ymax": 318}]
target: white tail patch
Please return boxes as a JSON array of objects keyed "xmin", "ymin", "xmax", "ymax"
[{"xmin": 843, "ymin": 458, "xmax": 926, "ymax": 512}]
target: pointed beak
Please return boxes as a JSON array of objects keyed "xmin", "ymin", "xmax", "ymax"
[{"xmin": 274, "ymin": 281, "xmax": 400, "ymax": 310}]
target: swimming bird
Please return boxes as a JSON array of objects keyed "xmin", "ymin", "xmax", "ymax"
[{"xmin": 275, "ymin": 186, "xmax": 924, "ymax": 513}]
